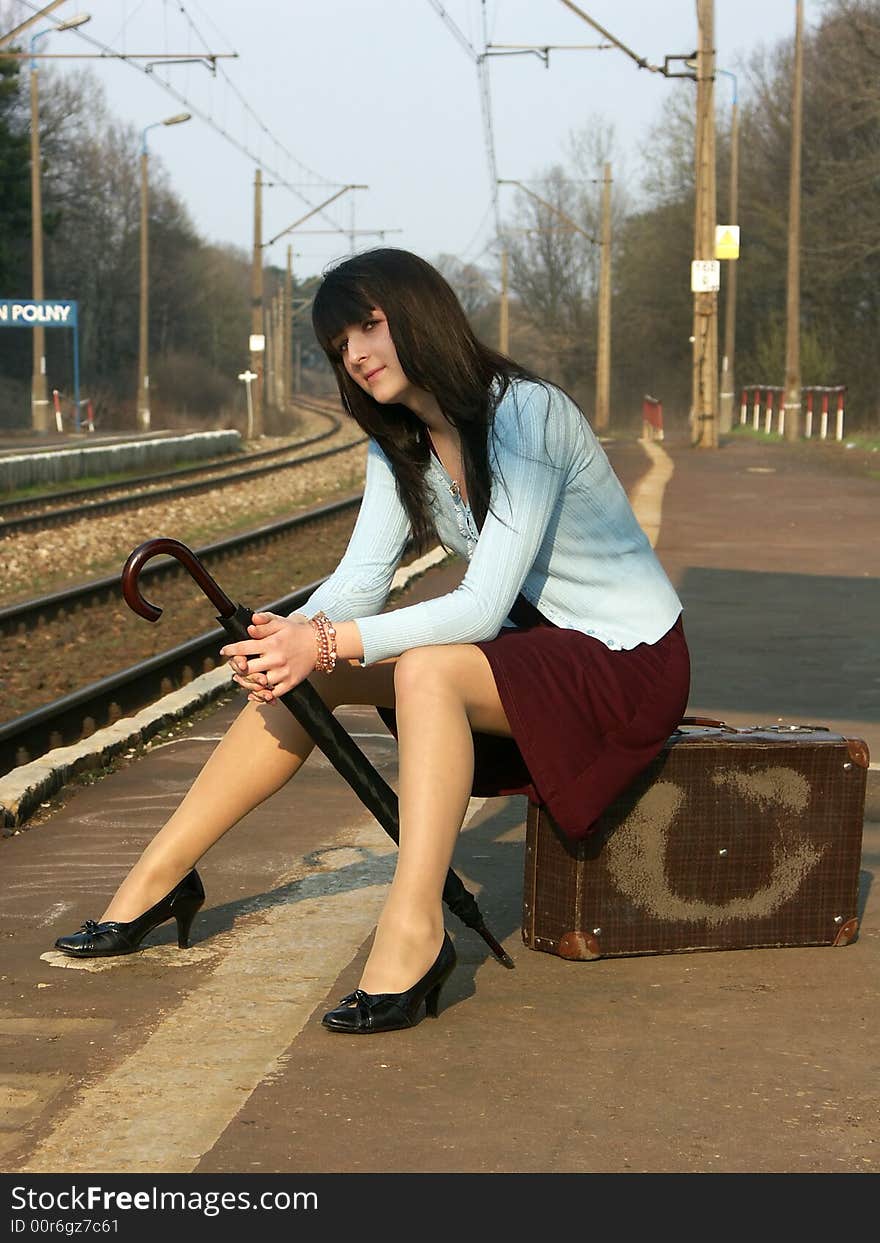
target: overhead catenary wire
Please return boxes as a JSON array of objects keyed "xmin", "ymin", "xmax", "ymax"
[
  {"xmin": 426, "ymin": 0, "xmax": 479, "ymax": 58},
  {"xmin": 426, "ymin": 0, "xmax": 502, "ymax": 241},
  {"xmin": 14, "ymin": 0, "xmax": 352, "ymax": 238},
  {"xmin": 478, "ymin": 0, "xmax": 501, "ymax": 237},
  {"xmin": 171, "ymin": 0, "xmax": 341, "ymax": 192}
]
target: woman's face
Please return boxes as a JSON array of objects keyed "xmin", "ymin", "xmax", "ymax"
[{"xmin": 333, "ymin": 306, "xmax": 420, "ymax": 408}]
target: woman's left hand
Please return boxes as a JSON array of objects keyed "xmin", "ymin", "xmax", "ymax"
[{"xmin": 220, "ymin": 612, "xmax": 316, "ymax": 704}]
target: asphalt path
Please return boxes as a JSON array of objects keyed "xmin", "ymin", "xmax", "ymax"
[{"xmin": 0, "ymin": 433, "xmax": 877, "ymax": 1191}]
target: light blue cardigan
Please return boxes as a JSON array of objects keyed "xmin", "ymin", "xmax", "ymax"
[{"xmin": 299, "ymin": 379, "xmax": 682, "ymax": 666}]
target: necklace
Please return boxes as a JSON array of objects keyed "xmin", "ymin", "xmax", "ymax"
[
  {"xmin": 425, "ymin": 428, "xmax": 466, "ymax": 502},
  {"xmin": 425, "ymin": 428, "xmax": 476, "ymax": 553}
]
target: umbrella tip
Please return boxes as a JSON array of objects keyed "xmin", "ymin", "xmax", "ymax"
[{"xmin": 475, "ymin": 922, "xmax": 516, "ymax": 968}]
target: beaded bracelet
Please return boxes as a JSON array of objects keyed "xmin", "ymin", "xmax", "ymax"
[{"xmin": 309, "ymin": 611, "xmax": 338, "ymax": 674}]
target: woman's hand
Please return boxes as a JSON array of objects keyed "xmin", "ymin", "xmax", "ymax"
[{"xmin": 220, "ymin": 612, "xmax": 316, "ymax": 704}]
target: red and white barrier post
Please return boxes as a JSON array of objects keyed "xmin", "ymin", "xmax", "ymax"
[
  {"xmin": 820, "ymin": 391, "xmax": 829, "ymax": 439},
  {"xmin": 641, "ymin": 395, "xmax": 664, "ymax": 441},
  {"xmin": 752, "ymin": 386, "xmax": 761, "ymax": 429},
  {"xmin": 740, "ymin": 389, "xmax": 748, "ymax": 424},
  {"xmin": 52, "ymin": 389, "xmax": 63, "ymax": 433},
  {"xmin": 804, "ymin": 389, "xmax": 814, "ymax": 438},
  {"xmin": 835, "ymin": 389, "xmax": 845, "ymax": 441}
]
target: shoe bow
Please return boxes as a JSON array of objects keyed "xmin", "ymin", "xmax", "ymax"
[
  {"xmin": 337, "ymin": 990, "xmax": 368, "ymax": 1007},
  {"xmin": 77, "ymin": 918, "xmax": 119, "ymax": 939}
]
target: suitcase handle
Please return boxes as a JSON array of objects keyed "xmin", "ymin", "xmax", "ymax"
[{"xmin": 676, "ymin": 716, "xmax": 832, "ymax": 734}]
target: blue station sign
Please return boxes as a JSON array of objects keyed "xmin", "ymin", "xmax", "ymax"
[{"xmin": 0, "ymin": 299, "xmax": 78, "ymax": 327}]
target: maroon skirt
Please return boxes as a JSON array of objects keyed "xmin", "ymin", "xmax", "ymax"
[{"xmin": 376, "ymin": 596, "xmax": 690, "ymax": 841}]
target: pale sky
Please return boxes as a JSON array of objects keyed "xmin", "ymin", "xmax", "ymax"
[{"xmin": 16, "ymin": 0, "xmax": 825, "ymax": 279}]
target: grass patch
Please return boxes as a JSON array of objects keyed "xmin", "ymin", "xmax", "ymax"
[
  {"xmin": 841, "ymin": 434, "xmax": 880, "ymax": 453},
  {"xmin": 727, "ymin": 423, "xmax": 880, "ymax": 453},
  {"xmin": 726, "ymin": 424, "xmax": 783, "ymax": 444}
]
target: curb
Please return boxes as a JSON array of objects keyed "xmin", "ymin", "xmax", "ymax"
[{"xmin": 0, "ymin": 666, "xmax": 232, "ymax": 833}]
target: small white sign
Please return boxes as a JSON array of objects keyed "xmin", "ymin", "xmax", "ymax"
[
  {"xmin": 691, "ymin": 259, "xmax": 720, "ymax": 292},
  {"xmin": 249, "ymin": 334, "xmax": 266, "ymax": 352}
]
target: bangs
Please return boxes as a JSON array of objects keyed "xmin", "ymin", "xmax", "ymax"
[{"xmin": 311, "ymin": 271, "xmax": 377, "ymax": 354}]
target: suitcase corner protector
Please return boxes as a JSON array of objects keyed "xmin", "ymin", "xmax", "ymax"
[
  {"xmin": 845, "ymin": 738, "xmax": 870, "ymax": 769},
  {"xmin": 558, "ymin": 930, "xmax": 602, "ymax": 960},
  {"xmin": 832, "ymin": 916, "xmax": 859, "ymax": 946}
]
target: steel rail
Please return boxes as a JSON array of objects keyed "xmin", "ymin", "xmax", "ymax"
[
  {"xmin": 0, "ymin": 492, "xmax": 363, "ymax": 639},
  {"xmin": 0, "ymin": 576, "xmax": 326, "ymax": 782},
  {"xmin": 1, "ymin": 411, "xmax": 362, "ymax": 537}
]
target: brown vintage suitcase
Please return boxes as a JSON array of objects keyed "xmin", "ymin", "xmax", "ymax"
[{"xmin": 522, "ymin": 721, "xmax": 868, "ymax": 960}]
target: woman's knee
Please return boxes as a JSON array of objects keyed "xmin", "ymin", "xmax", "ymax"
[
  {"xmin": 394, "ymin": 645, "xmax": 511, "ymax": 735},
  {"xmin": 393, "ymin": 646, "xmax": 457, "ymax": 703}
]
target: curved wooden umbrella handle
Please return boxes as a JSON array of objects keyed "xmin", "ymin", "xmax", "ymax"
[{"xmin": 121, "ymin": 537, "xmax": 236, "ymax": 622}]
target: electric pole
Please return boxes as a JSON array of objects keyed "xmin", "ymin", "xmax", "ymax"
[
  {"xmin": 499, "ymin": 248, "xmax": 509, "ymax": 354},
  {"xmin": 29, "ymin": 59, "xmax": 48, "ymax": 432},
  {"xmin": 691, "ymin": 0, "xmax": 719, "ymax": 449},
  {"xmin": 275, "ymin": 289, "xmax": 284, "ymax": 408},
  {"xmin": 595, "ymin": 162, "xmax": 612, "ymax": 430},
  {"xmin": 250, "ymin": 168, "xmax": 264, "ymax": 438},
  {"xmin": 284, "ymin": 245, "xmax": 293, "ymax": 407},
  {"xmin": 136, "ymin": 145, "xmax": 150, "ymax": 431},
  {"xmin": 783, "ymin": 0, "xmax": 804, "ymax": 441},
  {"xmin": 718, "ymin": 79, "xmax": 739, "ymax": 433}
]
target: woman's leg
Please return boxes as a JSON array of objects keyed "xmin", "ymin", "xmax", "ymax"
[
  {"xmin": 358, "ymin": 644, "xmax": 512, "ymax": 994},
  {"xmin": 101, "ymin": 659, "xmax": 398, "ymax": 922}
]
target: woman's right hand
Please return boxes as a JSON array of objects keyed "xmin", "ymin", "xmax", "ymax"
[{"xmin": 222, "ymin": 611, "xmax": 316, "ymax": 704}]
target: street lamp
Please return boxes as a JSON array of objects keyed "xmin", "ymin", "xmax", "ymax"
[
  {"xmin": 136, "ymin": 111, "xmax": 191, "ymax": 432},
  {"xmin": 29, "ymin": 12, "xmax": 91, "ymax": 434}
]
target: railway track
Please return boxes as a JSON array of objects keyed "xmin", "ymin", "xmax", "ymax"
[
  {"xmin": 0, "ymin": 396, "xmax": 357, "ymax": 534},
  {"xmin": 0, "ymin": 492, "xmax": 370, "ymax": 776},
  {"xmin": 0, "ymin": 578, "xmax": 322, "ymax": 789},
  {"xmin": 0, "ymin": 493, "xmax": 361, "ymax": 639}
]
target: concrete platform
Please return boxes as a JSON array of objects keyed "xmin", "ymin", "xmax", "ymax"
[{"xmin": 0, "ymin": 433, "xmax": 877, "ymax": 1183}]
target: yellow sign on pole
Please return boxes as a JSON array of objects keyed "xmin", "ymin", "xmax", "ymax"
[{"xmin": 715, "ymin": 225, "xmax": 740, "ymax": 260}]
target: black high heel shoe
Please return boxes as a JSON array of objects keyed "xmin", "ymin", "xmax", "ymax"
[
  {"xmin": 53, "ymin": 869, "xmax": 205, "ymax": 958},
  {"xmin": 321, "ymin": 931, "xmax": 457, "ymax": 1034}
]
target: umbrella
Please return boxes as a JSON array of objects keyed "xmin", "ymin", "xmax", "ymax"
[{"xmin": 121, "ymin": 536, "xmax": 515, "ymax": 968}]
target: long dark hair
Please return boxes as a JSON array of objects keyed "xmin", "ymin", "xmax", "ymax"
[{"xmin": 311, "ymin": 247, "xmax": 542, "ymax": 553}]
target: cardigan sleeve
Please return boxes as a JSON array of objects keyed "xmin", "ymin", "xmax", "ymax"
[
  {"xmin": 355, "ymin": 382, "xmax": 576, "ymax": 665},
  {"xmin": 295, "ymin": 438, "xmax": 412, "ymax": 623}
]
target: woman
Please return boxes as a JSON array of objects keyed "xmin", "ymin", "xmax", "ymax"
[{"xmin": 54, "ymin": 248, "xmax": 690, "ymax": 1035}]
